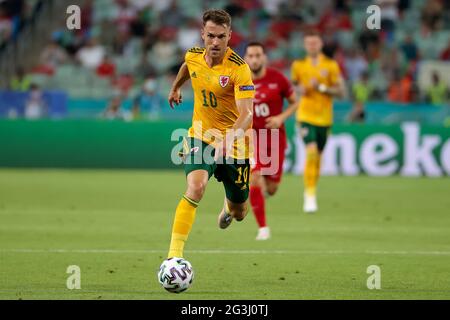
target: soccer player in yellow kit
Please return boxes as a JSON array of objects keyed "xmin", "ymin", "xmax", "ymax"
[
  {"xmin": 291, "ymin": 29, "xmax": 346, "ymax": 213},
  {"xmin": 166, "ymin": 9, "xmax": 255, "ymax": 259}
]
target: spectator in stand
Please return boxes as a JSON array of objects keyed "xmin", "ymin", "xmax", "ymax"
[
  {"xmin": 358, "ymin": 28, "xmax": 381, "ymax": 62},
  {"xmin": 76, "ymin": 37, "xmax": 105, "ymax": 70},
  {"xmin": 377, "ymin": 0, "xmax": 399, "ymax": 29},
  {"xmin": 387, "ymin": 70, "xmax": 413, "ymax": 103},
  {"xmin": 9, "ymin": 0, "xmax": 450, "ymax": 112},
  {"xmin": 224, "ymin": 0, "xmax": 246, "ymax": 17},
  {"xmin": 112, "ymin": 28, "xmax": 133, "ymax": 56},
  {"xmin": 177, "ymin": 18, "xmax": 201, "ymax": 51},
  {"xmin": 114, "ymin": 0, "xmax": 137, "ymax": 34},
  {"xmin": 39, "ymin": 39, "xmax": 68, "ymax": 73},
  {"xmin": 397, "ymin": 0, "xmax": 411, "ymax": 18},
  {"xmin": 112, "ymin": 73, "xmax": 134, "ymax": 96},
  {"xmin": 147, "ymin": 27, "xmax": 180, "ymax": 74},
  {"xmin": 140, "ymin": 0, "xmax": 171, "ymax": 15},
  {"xmin": 125, "ymin": 102, "xmax": 143, "ymax": 121},
  {"xmin": 260, "ymin": 0, "xmax": 289, "ymax": 16},
  {"xmin": 426, "ymin": 72, "xmax": 448, "ymax": 106},
  {"xmin": 375, "ymin": 0, "xmax": 399, "ymax": 35},
  {"xmin": 439, "ymin": 38, "xmax": 450, "ymax": 61},
  {"xmin": 316, "ymin": 2, "xmax": 352, "ymax": 32},
  {"xmin": 0, "ymin": 6, "xmax": 12, "ymax": 45},
  {"xmin": 10, "ymin": 66, "xmax": 31, "ymax": 91},
  {"xmin": 2, "ymin": 0, "xmax": 25, "ymax": 22},
  {"xmin": 25, "ymin": 84, "xmax": 47, "ymax": 120},
  {"xmin": 278, "ymin": 0, "xmax": 305, "ymax": 22},
  {"xmin": 400, "ymin": 35, "xmax": 419, "ymax": 62},
  {"xmin": 270, "ymin": 16, "xmax": 298, "ymax": 41},
  {"xmin": 321, "ymin": 27, "xmax": 340, "ymax": 59},
  {"xmin": 132, "ymin": 72, "xmax": 161, "ymax": 119},
  {"xmin": 381, "ymin": 47, "xmax": 405, "ymax": 83},
  {"xmin": 101, "ymin": 92, "xmax": 125, "ymax": 120},
  {"xmin": 160, "ymin": 0, "xmax": 184, "ymax": 27},
  {"xmin": 344, "ymin": 48, "xmax": 368, "ymax": 83},
  {"xmin": 50, "ymin": 21, "xmax": 82, "ymax": 56},
  {"xmin": 349, "ymin": 71, "xmax": 373, "ymax": 123},
  {"xmin": 421, "ymin": 0, "xmax": 444, "ymax": 31},
  {"xmin": 129, "ymin": 0, "xmax": 153, "ymax": 12},
  {"xmin": 80, "ymin": 0, "xmax": 94, "ymax": 35},
  {"xmin": 0, "ymin": 0, "xmax": 28, "ymax": 44},
  {"xmin": 96, "ymin": 54, "xmax": 116, "ymax": 78}
]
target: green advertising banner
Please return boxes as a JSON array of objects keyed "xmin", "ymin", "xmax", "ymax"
[
  {"xmin": 0, "ymin": 120, "xmax": 180, "ymax": 169},
  {"xmin": 0, "ymin": 120, "xmax": 449, "ymax": 176},
  {"xmin": 284, "ymin": 122, "xmax": 450, "ymax": 177}
]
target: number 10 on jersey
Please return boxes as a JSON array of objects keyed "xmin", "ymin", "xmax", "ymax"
[
  {"xmin": 254, "ymin": 103, "xmax": 270, "ymax": 117},
  {"xmin": 201, "ymin": 90, "xmax": 217, "ymax": 108}
]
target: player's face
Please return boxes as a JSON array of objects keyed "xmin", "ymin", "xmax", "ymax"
[
  {"xmin": 304, "ymin": 36, "xmax": 323, "ymax": 57},
  {"xmin": 244, "ymin": 46, "xmax": 266, "ymax": 74},
  {"xmin": 201, "ymin": 21, "xmax": 231, "ymax": 59}
]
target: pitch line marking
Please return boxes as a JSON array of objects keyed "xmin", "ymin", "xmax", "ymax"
[{"xmin": 2, "ymin": 249, "xmax": 450, "ymax": 256}]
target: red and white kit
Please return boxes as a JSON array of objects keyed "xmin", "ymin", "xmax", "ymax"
[{"xmin": 252, "ymin": 67, "xmax": 294, "ymax": 183}]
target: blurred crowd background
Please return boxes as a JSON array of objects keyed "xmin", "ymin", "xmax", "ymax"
[{"xmin": 0, "ymin": 0, "xmax": 449, "ymax": 124}]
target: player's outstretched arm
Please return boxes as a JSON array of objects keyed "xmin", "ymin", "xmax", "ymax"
[
  {"xmin": 318, "ymin": 77, "xmax": 347, "ymax": 99},
  {"xmin": 265, "ymin": 92, "xmax": 298, "ymax": 129},
  {"xmin": 168, "ymin": 62, "xmax": 190, "ymax": 109},
  {"xmin": 233, "ymin": 98, "xmax": 254, "ymax": 132}
]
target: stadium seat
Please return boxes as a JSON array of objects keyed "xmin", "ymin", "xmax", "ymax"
[{"xmin": 29, "ymin": 74, "xmax": 51, "ymax": 88}]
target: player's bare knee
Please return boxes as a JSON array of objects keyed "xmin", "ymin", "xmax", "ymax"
[
  {"xmin": 231, "ymin": 204, "xmax": 248, "ymax": 221},
  {"xmin": 306, "ymin": 143, "xmax": 319, "ymax": 153},
  {"xmin": 249, "ymin": 171, "xmax": 263, "ymax": 188},
  {"xmin": 234, "ymin": 211, "xmax": 246, "ymax": 221},
  {"xmin": 186, "ymin": 181, "xmax": 207, "ymax": 202},
  {"xmin": 267, "ymin": 185, "xmax": 278, "ymax": 196}
]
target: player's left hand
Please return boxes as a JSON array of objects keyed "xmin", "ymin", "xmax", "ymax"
[
  {"xmin": 214, "ymin": 141, "xmax": 230, "ymax": 162},
  {"xmin": 265, "ymin": 115, "xmax": 283, "ymax": 129}
]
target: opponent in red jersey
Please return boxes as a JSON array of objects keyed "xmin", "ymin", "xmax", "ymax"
[{"xmin": 244, "ymin": 42, "xmax": 298, "ymax": 240}]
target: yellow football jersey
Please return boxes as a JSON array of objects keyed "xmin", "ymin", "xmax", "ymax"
[
  {"xmin": 185, "ymin": 47, "xmax": 255, "ymax": 159},
  {"xmin": 291, "ymin": 54, "xmax": 342, "ymax": 126}
]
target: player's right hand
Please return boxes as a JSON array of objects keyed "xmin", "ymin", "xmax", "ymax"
[
  {"xmin": 168, "ymin": 88, "xmax": 182, "ymax": 109},
  {"xmin": 214, "ymin": 143, "xmax": 225, "ymax": 162},
  {"xmin": 298, "ymin": 84, "xmax": 310, "ymax": 96},
  {"xmin": 265, "ymin": 115, "xmax": 283, "ymax": 129},
  {"xmin": 299, "ymin": 78, "xmax": 318, "ymax": 95},
  {"xmin": 214, "ymin": 134, "xmax": 234, "ymax": 162}
]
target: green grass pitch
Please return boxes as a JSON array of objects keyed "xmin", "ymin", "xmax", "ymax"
[{"xmin": 0, "ymin": 169, "xmax": 449, "ymax": 300}]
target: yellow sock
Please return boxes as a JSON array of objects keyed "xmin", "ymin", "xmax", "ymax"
[
  {"xmin": 224, "ymin": 199, "xmax": 231, "ymax": 215},
  {"xmin": 304, "ymin": 148, "xmax": 319, "ymax": 196},
  {"xmin": 315, "ymin": 154, "xmax": 322, "ymax": 186},
  {"xmin": 167, "ymin": 195, "xmax": 198, "ymax": 258}
]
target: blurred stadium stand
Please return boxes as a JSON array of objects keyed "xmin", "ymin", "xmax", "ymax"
[{"xmin": 0, "ymin": 0, "xmax": 449, "ymax": 124}]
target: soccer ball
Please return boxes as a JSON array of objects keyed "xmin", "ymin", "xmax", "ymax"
[{"xmin": 158, "ymin": 257, "xmax": 194, "ymax": 293}]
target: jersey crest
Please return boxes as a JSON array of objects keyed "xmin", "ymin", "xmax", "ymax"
[{"xmin": 219, "ymin": 75, "xmax": 230, "ymax": 88}]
